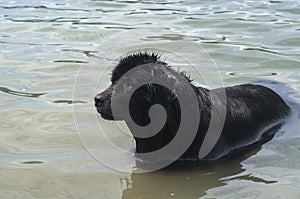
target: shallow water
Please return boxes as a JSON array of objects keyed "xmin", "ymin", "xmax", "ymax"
[{"xmin": 1, "ymin": 0, "xmax": 300, "ymax": 198}]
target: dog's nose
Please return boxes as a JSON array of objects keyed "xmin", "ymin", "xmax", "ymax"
[{"xmin": 94, "ymin": 94, "xmax": 105, "ymax": 104}]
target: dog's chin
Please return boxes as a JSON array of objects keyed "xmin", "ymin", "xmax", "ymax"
[
  {"xmin": 100, "ymin": 113, "xmax": 114, "ymax": 120},
  {"xmin": 96, "ymin": 107, "xmax": 115, "ymax": 120}
]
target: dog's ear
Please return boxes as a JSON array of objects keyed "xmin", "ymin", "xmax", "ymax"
[
  {"xmin": 135, "ymin": 64, "xmax": 196, "ymax": 106},
  {"xmin": 111, "ymin": 53, "xmax": 166, "ymax": 83},
  {"xmin": 128, "ymin": 81, "xmax": 180, "ymax": 127}
]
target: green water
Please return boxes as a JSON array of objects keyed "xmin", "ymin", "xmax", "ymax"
[{"xmin": 1, "ymin": 0, "xmax": 300, "ymax": 198}]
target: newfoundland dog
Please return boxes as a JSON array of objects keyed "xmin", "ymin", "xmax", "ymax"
[{"xmin": 94, "ymin": 52, "xmax": 290, "ymax": 163}]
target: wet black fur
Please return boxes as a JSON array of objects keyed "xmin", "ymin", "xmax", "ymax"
[{"xmin": 95, "ymin": 52, "xmax": 291, "ymax": 161}]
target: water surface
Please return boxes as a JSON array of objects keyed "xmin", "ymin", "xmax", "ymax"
[{"xmin": 0, "ymin": 0, "xmax": 300, "ymax": 198}]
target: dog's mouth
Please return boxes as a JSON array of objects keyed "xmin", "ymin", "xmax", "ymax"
[{"xmin": 95, "ymin": 104, "xmax": 114, "ymax": 120}]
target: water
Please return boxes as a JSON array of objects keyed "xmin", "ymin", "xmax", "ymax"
[{"xmin": 1, "ymin": 0, "xmax": 300, "ymax": 198}]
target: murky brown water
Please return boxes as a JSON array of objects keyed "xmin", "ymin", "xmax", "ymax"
[{"xmin": 1, "ymin": 0, "xmax": 300, "ymax": 198}]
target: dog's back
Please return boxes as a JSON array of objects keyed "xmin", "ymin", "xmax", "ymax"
[{"xmin": 189, "ymin": 84, "xmax": 291, "ymax": 160}]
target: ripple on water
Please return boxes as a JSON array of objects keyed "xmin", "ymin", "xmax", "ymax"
[
  {"xmin": 227, "ymin": 71, "xmax": 277, "ymax": 76},
  {"xmin": 53, "ymin": 100, "xmax": 87, "ymax": 104},
  {"xmin": 22, "ymin": 160, "xmax": 44, "ymax": 165},
  {"xmin": 0, "ymin": 86, "xmax": 46, "ymax": 98},
  {"xmin": 0, "ymin": 0, "xmax": 300, "ymax": 198}
]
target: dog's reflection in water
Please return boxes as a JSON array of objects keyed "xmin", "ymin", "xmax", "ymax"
[{"xmin": 121, "ymin": 144, "xmax": 276, "ymax": 199}]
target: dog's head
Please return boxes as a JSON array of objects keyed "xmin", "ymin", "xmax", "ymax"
[
  {"xmin": 94, "ymin": 53, "xmax": 194, "ymax": 125},
  {"xmin": 94, "ymin": 52, "xmax": 203, "ymax": 155}
]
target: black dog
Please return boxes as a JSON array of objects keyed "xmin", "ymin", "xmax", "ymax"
[{"xmin": 95, "ymin": 53, "xmax": 290, "ymax": 162}]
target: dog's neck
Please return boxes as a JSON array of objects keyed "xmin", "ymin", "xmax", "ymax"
[{"xmin": 127, "ymin": 86, "xmax": 211, "ymax": 160}]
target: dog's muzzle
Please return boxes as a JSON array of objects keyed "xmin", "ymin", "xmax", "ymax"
[{"xmin": 94, "ymin": 94, "xmax": 114, "ymax": 120}]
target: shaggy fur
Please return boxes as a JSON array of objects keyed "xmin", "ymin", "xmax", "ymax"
[{"xmin": 95, "ymin": 53, "xmax": 291, "ymax": 161}]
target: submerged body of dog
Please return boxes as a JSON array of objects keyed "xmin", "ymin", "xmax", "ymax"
[{"xmin": 95, "ymin": 53, "xmax": 290, "ymax": 163}]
